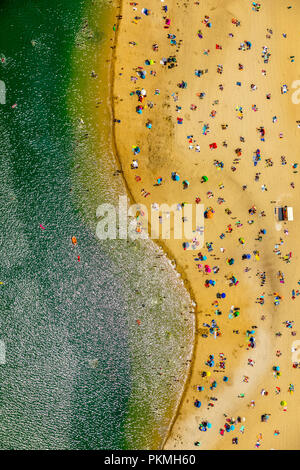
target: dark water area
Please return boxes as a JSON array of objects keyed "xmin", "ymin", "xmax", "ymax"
[{"xmin": 0, "ymin": 0, "xmax": 194, "ymax": 449}]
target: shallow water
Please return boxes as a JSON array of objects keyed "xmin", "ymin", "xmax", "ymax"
[{"xmin": 0, "ymin": 0, "xmax": 194, "ymax": 449}]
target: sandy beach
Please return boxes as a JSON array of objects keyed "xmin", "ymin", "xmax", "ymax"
[{"xmin": 113, "ymin": 0, "xmax": 300, "ymax": 449}]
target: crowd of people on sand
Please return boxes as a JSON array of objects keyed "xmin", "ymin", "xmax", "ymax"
[{"xmin": 117, "ymin": 0, "xmax": 299, "ymax": 448}]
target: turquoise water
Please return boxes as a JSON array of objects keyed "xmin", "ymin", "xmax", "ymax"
[{"xmin": 0, "ymin": 0, "xmax": 194, "ymax": 449}]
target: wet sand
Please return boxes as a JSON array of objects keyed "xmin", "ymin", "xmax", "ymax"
[{"xmin": 113, "ymin": 0, "xmax": 300, "ymax": 449}]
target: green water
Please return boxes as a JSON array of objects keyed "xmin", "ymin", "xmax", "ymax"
[{"xmin": 0, "ymin": 0, "xmax": 194, "ymax": 449}]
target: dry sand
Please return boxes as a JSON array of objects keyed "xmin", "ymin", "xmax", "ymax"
[{"xmin": 113, "ymin": 0, "xmax": 300, "ymax": 449}]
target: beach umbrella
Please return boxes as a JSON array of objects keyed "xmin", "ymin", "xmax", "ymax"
[
  {"xmin": 172, "ymin": 172, "xmax": 180, "ymax": 181},
  {"xmin": 223, "ymin": 376, "xmax": 229, "ymax": 382},
  {"xmin": 280, "ymin": 400, "xmax": 287, "ymax": 406},
  {"xmin": 183, "ymin": 242, "xmax": 189, "ymax": 250},
  {"xmin": 202, "ymin": 175, "xmax": 208, "ymax": 182},
  {"xmin": 207, "ymin": 422, "xmax": 212, "ymax": 429},
  {"xmin": 230, "ymin": 425, "xmax": 235, "ymax": 431},
  {"xmin": 221, "ymin": 292, "xmax": 226, "ymax": 298},
  {"xmin": 206, "ymin": 371, "xmax": 211, "ymax": 377}
]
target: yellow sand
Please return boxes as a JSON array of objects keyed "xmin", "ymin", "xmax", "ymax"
[{"xmin": 113, "ymin": 0, "xmax": 300, "ymax": 449}]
